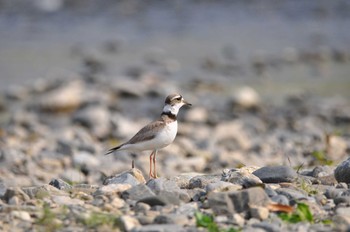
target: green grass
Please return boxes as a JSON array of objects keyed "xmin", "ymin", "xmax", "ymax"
[
  {"xmin": 195, "ymin": 212, "xmax": 238, "ymax": 232},
  {"xmin": 35, "ymin": 204, "xmax": 63, "ymax": 232},
  {"xmin": 278, "ymin": 202, "xmax": 313, "ymax": 223},
  {"xmin": 81, "ymin": 212, "xmax": 120, "ymax": 229},
  {"xmin": 311, "ymin": 151, "xmax": 333, "ymax": 166}
]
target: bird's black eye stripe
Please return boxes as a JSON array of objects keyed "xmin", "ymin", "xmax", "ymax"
[{"xmin": 175, "ymin": 96, "xmax": 182, "ymax": 101}]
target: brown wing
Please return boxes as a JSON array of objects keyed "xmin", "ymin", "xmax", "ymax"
[{"xmin": 126, "ymin": 119, "xmax": 165, "ymax": 144}]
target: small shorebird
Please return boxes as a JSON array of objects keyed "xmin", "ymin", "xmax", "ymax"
[{"xmin": 105, "ymin": 94, "xmax": 191, "ymax": 178}]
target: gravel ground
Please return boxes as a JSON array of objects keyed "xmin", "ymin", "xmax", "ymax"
[{"xmin": 1, "ymin": 1, "xmax": 350, "ymax": 231}]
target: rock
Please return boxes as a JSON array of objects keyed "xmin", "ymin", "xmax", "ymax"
[
  {"xmin": 327, "ymin": 135, "xmax": 347, "ymax": 161},
  {"xmin": 34, "ymin": 79, "xmax": 84, "ymax": 113},
  {"xmin": 3, "ymin": 187, "xmax": 30, "ymax": 203},
  {"xmin": 0, "ymin": 182, "xmax": 8, "ymax": 198},
  {"xmin": 154, "ymin": 214, "xmax": 189, "ymax": 225},
  {"xmin": 176, "ymin": 202, "xmax": 199, "ymax": 217},
  {"xmin": 22, "ymin": 184, "xmax": 67, "ymax": 199},
  {"xmin": 120, "ymin": 215, "xmax": 141, "ymax": 231},
  {"xmin": 208, "ymin": 187, "xmax": 270, "ymax": 215},
  {"xmin": 73, "ymin": 151, "xmax": 101, "ymax": 169},
  {"xmin": 95, "ymin": 184, "xmax": 132, "ymax": 196},
  {"xmin": 250, "ymin": 222, "xmax": 281, "ymax": 232},
  {"xmin": 60, "ymin": 168, "xmax": 86, "ymax": 184},
  {"xmin": 121, "ymin": 184, "xmax": 155, "ymax": 201},
  {"xmin": 275, "ymin": 188, "xmax": 308, "ymax": 201},
  {"xmin": 231, "ymin": 86, "xmax": 260, "ymax": 109},
  {"xmin": 310, "ymin": 166, "xmax": 333, "ymax": 178},
  {"xmin": 171, "ymin": 173, "xmax": 204, "ymax": 189},
  {"xmin": 147, "ymin": 178, "xmax": 190, "ymax": 203},
  {"xmin": 184, "ymin": 107, "xmax": 208, "ymax": 123},
  {"xmin": 252, "ymin": 166, "xmax": 297, "ymax": 183},
  {"xmin": 10, "ymin": 211, "xmax": 32, "ymax": 222},
  {"xmin": 131, "ymin": 224, "xmax": 186, "ymax": 232},
  {"xmin": 213, "ymin": 121, "xmax": 252, "ymax": 151},
  {"xmin": 72, "ymin": 105, "xmax": 111, "ymax": 139},
  {"xmin": 335, "ymin": 157, "xmax": 350, "ymax": 183},
  {"xmin": 189, "ymin": 174, "xmax": 221, "ymax": 189},
  {"xmin": 52, "ymin": 195, "xmax": 84, "ymax": 205},
  {"xmin": 250, "ymin": 206, "xmax": 269, "ymax": 220},
  {"xmin": 134, "ymin": 202, "xmax": 151, "ymax": 214},
  {"xmin": 270, "ymin": 195, "xmax": 290, "ymax": 205},
  {"xmin": 49, "ymin": 178, "xmax": 73, "ymax": 190},
  {"xmin": 104, "ymin": 168, "xmax": 146, "ymax": 186},
  {"xmin": 222, "ymin": 168, "xmax": 263, "ymax": 188},
  {"xmin": 205, "ymin": 181, "xmax": 241, "ymax": 193}
]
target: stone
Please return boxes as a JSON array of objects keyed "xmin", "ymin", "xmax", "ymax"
[
  {"xmin": 171, "ymin": 173, "xmax": 204, "ymax": 189},
  {"xmin": 120, "ymin": 215, "xmax": 141, "ymax": 231},
  {"xmin": 72, "ymin": 104, "xmax": 111, "ymax": 139},
  {"xmin": 335, "ymin": 157, "xmax": 350, "ymax": 183},
  {"xmin": 222, "ymin": 168, "xmax": 263, "ymax": 188},
  {"xmin": 94, "ymin": 184, "xmax": 132, "ymax": 196},
  {"xmin": 147, "ymin": 178, "xmax": 190, "ymax": 203},
  {"xmin": 327, "ymin": 135, "xmax": 347, "ymax": 161},
  {"xmin": 73, "ymin": 151, "xmax": 101, "ymax": 169},
  {"xmin": 252, "ymin": 166, "xmax": 297, "ymax": 183},
  {"xmin": 52, "ymin": 195, "xmax": 84, "ymax": 205},
  {"xmin": 184, "ymin": 107, "xmax": 208, "ymax": 123},
  {"xmin": 104, "ymin": 168, "xmax": 146, "ymax": 186},
  {"xmin": 231, "ymin": 86, "xmax": 260, "ymax": 109},
  {"xmin": 336, "ymin": 207, "xmax": 350, "ymax": 216},
  {"xmin": 251, "ymin": 222, "xmax": 280, "ymax": 232},
  {"xmin": 208, "ymin": 187, "xmax": 270, "ymax": 215},
  {"xmin": 10, "ymin": 211, "xmax": 32, "ymax": 222},
  {"xmin": 3, "ymin": 187, "xmax": 30, "ymax": 203},
  {"xmin": 275, "ymin": 188, "xmax": 308, "ymax": 201},
  {"xmin": 270, "ymin": 195, "xmax": 290, "ymax": 205},
  {"xmin": 131, "ymin": 224, "xmax": 186, "ymax": 232},
  {"xmin": 153, "ymin": 214, "xmax": 189, "ymax": 225},
  {"xmin": 188, "ymin": 174, "xmax": 221, "ymax": 189},
  {"xmin": 250, "ymin": 206, "xmax": 269, "ymax": 220},
  {"xmin": 121, "ymin": 184, "xmax": 155, "ymax": 201},
  {"xmin": 205, "ymin": 181, "xmax": 241, "ymax": 193},
  {"xmin": 49, "ymin": 178, "xmax": 72, "ymax": 190},
  {"xmin": 34, "ymin": 79, "xmax": 83, "ymax": 112},
  {"xmin": 134, "ymin": 202, "xmax": 151, "ymax": 214}
]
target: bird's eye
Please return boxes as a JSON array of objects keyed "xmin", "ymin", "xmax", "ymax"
[{"xmin": 176, "ymin": 97, "xmax": 182, "ymax": 101}]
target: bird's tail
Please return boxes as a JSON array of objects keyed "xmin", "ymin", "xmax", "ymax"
[{"xmin": 105, "ymin": 144, "xmax": 123, "ymax": 155}]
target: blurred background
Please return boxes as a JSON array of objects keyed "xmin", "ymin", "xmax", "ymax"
[{"xmin": 1, "ymin": 0, "xmax": 350, "ymax": 100}]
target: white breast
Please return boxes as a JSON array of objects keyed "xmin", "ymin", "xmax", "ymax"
[{"xmin": 121, "ymin": 121, "xmax": 178, "ymax": 152}]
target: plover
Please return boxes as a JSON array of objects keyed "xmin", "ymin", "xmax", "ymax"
[{"xmin": 106, "ymin": 94, "xmax": 191, "ymax": 178}]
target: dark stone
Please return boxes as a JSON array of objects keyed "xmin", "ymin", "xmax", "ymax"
[
  {"xmin": 335, "ymin": 158, "xmax": 350, "ymax": 183},
  {"xmin": 253, "ymin": 166, "xmax": 297, "ymax": 183},
  {"xmin": 188, "ymin": 174, "xmax": 221, "ymax": 189},
  {"xmin": 208, "ymin": 187, "xmax": 270, "ymax": 215},
  {"xmin": 49, "ymin": 178, "xmax": 72, "ymax": 190},
  {"xmin": 121, "ymin": 184, "xmax": 155, "ymax": 201}
]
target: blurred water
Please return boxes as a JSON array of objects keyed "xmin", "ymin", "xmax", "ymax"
[{"xmin": 0, "ymin": 0, "xmax": 349, "ymax": 99}]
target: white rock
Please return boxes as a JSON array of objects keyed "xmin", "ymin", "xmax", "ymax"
[
  {"xmin": 120, "ymin": 215, "xmax": 141, "ymax": 231},
  {"xmin": 232, "ymin": 86, "xmax": 260, "ymax": 108},
  {"xmin": 11, "ymin": 211, "xmax": 32, "ymax": 222}
]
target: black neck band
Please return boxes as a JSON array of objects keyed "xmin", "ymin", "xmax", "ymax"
[{"xmin": 161, "ymin": 111, "xmax": 177, "ymax": 120}]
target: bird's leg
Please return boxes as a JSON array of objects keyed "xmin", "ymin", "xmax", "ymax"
[
  {"xmin": 149, "ymin": 151, "xmax": 155, "ymax": 178},
  {"xmin": 153, "ymin": 150, "xmax": 158, "ymax": 178}
]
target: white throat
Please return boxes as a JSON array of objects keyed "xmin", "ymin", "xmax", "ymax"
[{"xmin": 162, "ymin": 103, "xmax": 183, "ymax": 115}]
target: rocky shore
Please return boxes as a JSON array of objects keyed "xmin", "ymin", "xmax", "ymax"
[{"xmin": 0, "ymin": 74, "xmax": 350, "ymax": 231}]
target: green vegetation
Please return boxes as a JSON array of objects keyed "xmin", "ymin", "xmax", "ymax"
[
  {"xmin": 278, "ymin": 202, "xmax": 313, "ymax": 223},
  {"xmin": 311, "ymin": 151, "xmax": 333, "ymax": 166},
  {"xmin": 81, "ymin": 212, "xmax": 120, "ymax": 229},
  {"xmin": 36, "ymin": 204, "xmax": 63, "ymax": 232},
  {"xmin": 195, "ymin": 212, "xmax": 238, "ymax": 232},
  {"xmin": 298, "ymin": 179, "xmax": 318, "ymax": 195}
]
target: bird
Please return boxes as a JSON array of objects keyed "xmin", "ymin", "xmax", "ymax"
[{"xmin": 105, "ymin": 93, "xmax": 191, "ymax": 178}]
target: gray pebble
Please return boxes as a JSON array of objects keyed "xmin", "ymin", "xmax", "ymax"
[{"xmin": 253, "ymin": 166, "xmax": 297, "ymax": 183}]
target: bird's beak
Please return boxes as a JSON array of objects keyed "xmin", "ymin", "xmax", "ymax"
[{"xmin": 183, "ymin": 100, "xmax": 192, "ymax": 107}]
